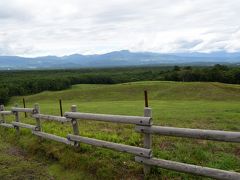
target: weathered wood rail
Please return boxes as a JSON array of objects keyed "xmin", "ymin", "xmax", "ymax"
[
  {"xmin": 0, "ymin": 104, "xmax": 239, "ymax": 179},
  {"xmin": 135, "ymin": 125, "xmax": 240, "ymax": 143}
]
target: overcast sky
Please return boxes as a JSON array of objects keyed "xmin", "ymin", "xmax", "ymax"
[{"xmin": 0, "ymin": 0, "xmax": 240, "ymax": 57}]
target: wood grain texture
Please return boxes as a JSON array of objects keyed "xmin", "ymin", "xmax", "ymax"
[
  {"xmin": 135, "ymin": 156, "xmax": 240, "ymax": 180},
  {"xmin": 12, "ymin": 122, "xmax": 37, "ymax": 130},
  {"xmin": 135, "ymin": 125, "xmax": 240, "ymax": 142},
  {"xmin": 0, "ymin": 123, "xmax": 14, "ymax": 128},
  {"xmin": 67, "ymin": 134, "xmax": 152, "ymax": 158},
  {"xmin": 32, "ymin": 114, "xmax": 70, "ymax": 123},
  {"xmin": 64, "ymin": 112, "xmax": 152, "ymax": 125},
  {"xmin": 12, "ymin": 107, "xmax": 35, "ymax": 113},
  {"xmin": 32, "ymin": 131, "xmax": 73, "ymax": 145}
]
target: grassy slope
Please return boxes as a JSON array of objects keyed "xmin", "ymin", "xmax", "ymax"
[
  {"xmin": 1, "ymin": 81, "xmax": 240, "ymax": 179},
  {"xmin": 0, "ymin": 133, "xmax": 53, "ymax": 180}
]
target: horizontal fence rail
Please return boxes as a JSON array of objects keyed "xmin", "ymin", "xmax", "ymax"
[
  {"xmin": 32, "ymin": 114, "xmax": 70, "ymax": 123},
  {"xmin": 135, "ymin": 156, "xmax": 240, "ymax": 180},
  {"xmin": 64, "ymin": 112, "xmax": 152, "ymax": 125},
  {"xmin": 135, "ymin": 125, "xmax": 240, "ymax": 143},
  {"xmin": 0, "ymin": 111, "xmax": 12, "ymax": 115},
  {"xmin": 32, "ymin": 131, "xmax": 73, "ymax": 145},
  {"xmin": 67, "ymin": 134, "xmax": 152, "ymax": 158},
  {"xmin": 11, "ymin": 107, "xmax": 35, "ymax": 113},
  {"xmin": 0, "ymin": 123, "xmax": 14, "ymax": 128},
  {"xmin": 12, "ymin": 122, "xmax": 38, "ymax": 130},
  {"xmin": 0, "ymin": 104, "xmax": 240, "ymax": 179}
]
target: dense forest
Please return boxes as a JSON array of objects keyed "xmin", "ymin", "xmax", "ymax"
[{"xmin": 0, "ymin": 64, "xmax": 240, "ymax": 104}]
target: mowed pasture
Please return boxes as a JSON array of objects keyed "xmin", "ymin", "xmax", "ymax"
[{"xmin": 1, "ymin": 81, "xmax": 240, "ymax": 179}]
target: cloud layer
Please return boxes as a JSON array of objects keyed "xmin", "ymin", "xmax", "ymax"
[{"xmin": 0, "ymin": 0, "xmax": 240, "ymax": 56}]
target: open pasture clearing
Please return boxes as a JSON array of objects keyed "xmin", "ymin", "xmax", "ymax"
[{"xmin": 1, "ymin": 81, "xmax": 240, "ymax": 179}]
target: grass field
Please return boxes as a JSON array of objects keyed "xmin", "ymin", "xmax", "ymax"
[{"xmin": 1, "ymin": 81, "xmax": 240, "ymax": 179}]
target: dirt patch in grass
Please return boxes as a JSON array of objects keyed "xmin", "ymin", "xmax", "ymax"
[
  {"xmin": 158, "ymin": 141, "xmax": 176, "ymax": 151},
  {"xmin": 5, "ymin": 146, "xmax": 27, "ymax": 158},
  {"xmin": 0, "ymin": 138, "xmax": 54, "ymax": 180},
  {"xmin": 234, "ymin": 147, "xmax": 240, "ymax": 156}
]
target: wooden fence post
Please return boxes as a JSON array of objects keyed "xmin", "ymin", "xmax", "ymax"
[
  {"xmin": 23, "ymin": 98, "xmax": 27, "ymax": 118},
  {"xmin": 34, "ymin": 104, "xmax": 41, "ymax": 131},
  {"xmin": 144, "ymin": 90, "xmax": 149, "ymax": 108},
  {"xmin": 0, "ymin": 105, "xmax": 5, "ymax": 123},
  {"xmin": 14, "ymin": 104, "xmax": 20, "ymax": 135},
  {"xmin": 71, "ymin": 105, "xmax": 79, "ymax": 147},
  {"xmin": 143, "ymin": 90, "xmax": 152, "ymax": 175},
  {"xmin": 59, "ymin": 99, "xmax": 63, "ymax": 117}
]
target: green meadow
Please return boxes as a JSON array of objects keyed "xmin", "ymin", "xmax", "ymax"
[{"xmin": 1, "ymin": 81, "xmax": 240, "ymax": 179}]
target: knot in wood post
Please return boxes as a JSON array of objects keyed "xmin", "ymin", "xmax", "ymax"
[{"xmin": 71, "ymin": 105, "xmax": 79, "ymax": 147}]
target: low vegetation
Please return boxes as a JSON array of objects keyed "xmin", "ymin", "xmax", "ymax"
[
  {"xmin": 0, "ymin": 136, "xmax": 52, "ymax": 180},
  {"xmin": 1, "ymin": 81, "xmax": 240, "ymax": 179}
]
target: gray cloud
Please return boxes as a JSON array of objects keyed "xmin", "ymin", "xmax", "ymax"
[
  {"xmin": 0, "ymin": 0, "xmax": 239, "ymax": 56},
  {"xmin": 177, "ymin": 39, "xmax": 203, "ymax": 49},
  {"xmin": 0, "ymin": 1, "xmax": 31, "ymax": 21}
]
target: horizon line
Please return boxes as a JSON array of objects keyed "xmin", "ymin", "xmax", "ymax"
[{"xmin": 1, "ymin": 49, "xmax": 240, "ymax": 58}]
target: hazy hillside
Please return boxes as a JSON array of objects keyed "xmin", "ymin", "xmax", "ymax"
[{"xmin": 0, "ymin": 50, "xmax": 240, "ymax": 69}]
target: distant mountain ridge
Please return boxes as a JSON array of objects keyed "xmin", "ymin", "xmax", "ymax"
[{"xmin": 0, "ymin": 50, "xmax": 240, "ymax": 69}]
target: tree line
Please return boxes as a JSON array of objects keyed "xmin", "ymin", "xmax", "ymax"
[
  {"xmin": 164, "ymin": 65, "xmax": 240, "ymax": 84},
  {"xmin": 0, "ymin": 65, "xmax": 239, "ymax": 104}
]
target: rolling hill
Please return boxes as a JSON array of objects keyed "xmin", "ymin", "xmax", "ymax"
[
  {"xmin": 1, "ymin": 81, "xmax": 240, "ymax": 179},
  {"xmin": 1, "ymin": 50, "xmax": 240, "ymax": 69}
]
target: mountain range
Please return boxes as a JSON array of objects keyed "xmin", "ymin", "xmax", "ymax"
[{"xmin": 0, "ymin": 50, "xmax": 240, "ymax": 70}]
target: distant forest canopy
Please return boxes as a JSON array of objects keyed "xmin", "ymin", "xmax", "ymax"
[{"xmin": 0, "ymin": 64, "xmax": 240, "ymax": 104}]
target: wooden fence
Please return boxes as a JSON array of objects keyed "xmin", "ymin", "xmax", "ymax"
[{"xmin": 0, "ymin": 104, "xmax": 240, "ymax": 179}]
